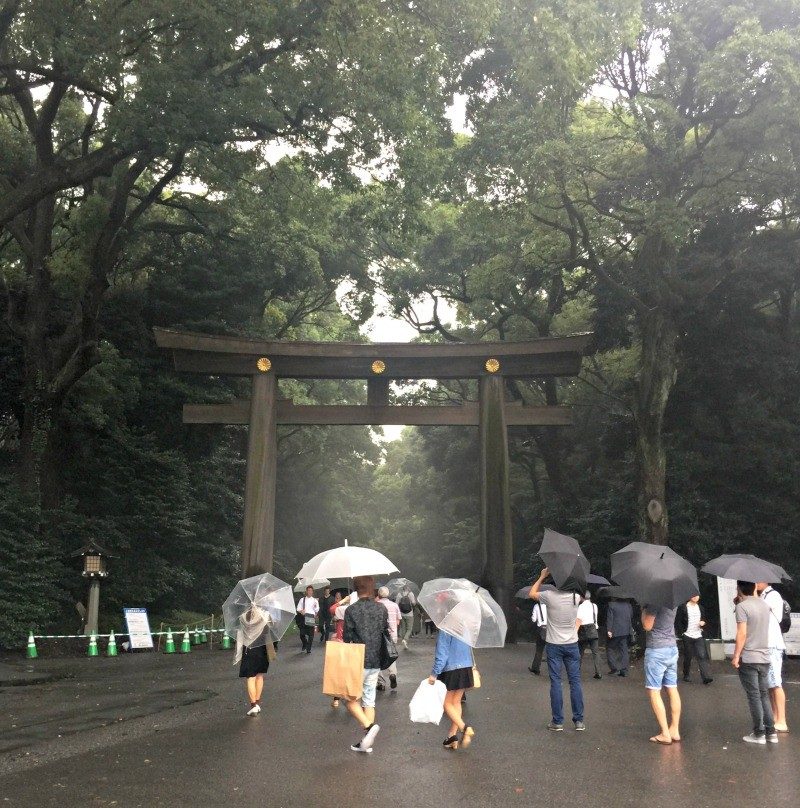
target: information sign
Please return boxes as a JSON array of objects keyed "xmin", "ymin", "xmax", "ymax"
[{"xmin": 124, "ymin": 607, "xmax": 154, "ymax": 649}]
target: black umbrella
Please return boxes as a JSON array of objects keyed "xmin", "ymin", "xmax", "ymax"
[
  {"xmin": 700, "ymin": 554, "xmax": 792, "ymax": 584},
  {"xmin": 611, "ymin": 542, "xmax": 699, "ymax": 609},
  {"xmin": 538, "ymin": 528, "xmax": 590, "ymax": 591},
  {"xmin": 595, "ymin": 585, "xmax": 633, "ymax": 600}
]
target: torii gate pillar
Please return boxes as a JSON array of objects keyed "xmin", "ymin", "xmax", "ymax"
[
  {"xmin": 479, "ymin": 375, "xmax": 514, "ymax": 641},
  {"xmin": 241, "ymin": 372, "xmax": 278, "ymax": 577}
]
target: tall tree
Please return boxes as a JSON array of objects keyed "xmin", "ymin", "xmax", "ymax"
[
  {"xmin": 443, "ymin": 0, "xmax": 800, "ymax": 542},
  {"xmin": 0, "ymin": 0, "xmax": 492, "ymax": 504}
]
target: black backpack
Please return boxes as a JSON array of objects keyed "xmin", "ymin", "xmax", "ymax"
[
  {"xmin": 779, "ymin": 598, "xmax": 792, "ymax": 634},
  {"xmin": 399, "ymin": 595, "xmax": 413, "ymax": 614}
]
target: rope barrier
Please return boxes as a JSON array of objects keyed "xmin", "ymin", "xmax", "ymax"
[{"xmin": 30, "ymin": 629, "xmax": 227, "ymax": 640}]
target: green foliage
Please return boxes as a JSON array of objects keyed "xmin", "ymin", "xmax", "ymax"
[{"xmin": 0, "ymin": 481, "xmax": 68, "ymax": 648}]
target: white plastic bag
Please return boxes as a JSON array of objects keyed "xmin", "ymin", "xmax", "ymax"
[{"xmin": 409, "ymin": 678, "xmax": 447, "ymax": 724}]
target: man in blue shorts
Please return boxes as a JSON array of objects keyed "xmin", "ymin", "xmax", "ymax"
[{"xmin": 642, "ymin": 604, "xmax": 681, "ymax": 745}]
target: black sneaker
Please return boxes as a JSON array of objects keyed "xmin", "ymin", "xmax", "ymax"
[
  {"xmin": 593, "ymin": 673, "xmax": 603, "ymax": 680},
  {"xmin": 389, "ymin": 674, "xmax": 397, "ymax": 689}
]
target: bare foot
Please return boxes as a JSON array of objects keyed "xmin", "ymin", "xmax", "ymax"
[
  {"xmin": 649, "ymin": 735, "xmax": 672, "ymax": 745},
  {"xmin": 670, "ymin": 734, "xmax": 681, "ymax": 742}
]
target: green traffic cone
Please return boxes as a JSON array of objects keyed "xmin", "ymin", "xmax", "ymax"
[
  {"xmin": 181, "ymin": 627, "xmax": 191, "ymax": 653},
  {"xmin": 106, "ymin": 630, "xmax": 118, "ymax": 657},
  {"xmin": 26, "ymin": 631, "xmax": 38, "ymax": 659},
  {"xmin": 164, "ymin": 627, "xmax": 176, "ymax": 654},
  {"xmin": 220, "ymin": 632, "xmax": 232, "ymax": 650},
  {"xmin": 192, "ymin": 628, "xmax": 201, "ymax": 646},
  {"xmin": 87, "ymin": 633, "xmax": 99, "ymax": 657}
]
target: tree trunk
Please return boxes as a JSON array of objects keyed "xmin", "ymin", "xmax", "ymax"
[{"xmin": 634, "ymin": 312, "xmax": 679, "ymax": 544}]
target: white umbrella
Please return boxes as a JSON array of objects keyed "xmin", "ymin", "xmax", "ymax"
[
  {"xmin": 419, "ymin": 578, "xmax": 507, "ymax": 648},
  {"xmin": 296, "ymin": 541, "xmax": 399, "ymax": 581},
  {"xmin": 293, "ymin": 577, "xmax": 331, "ymax": 593}
]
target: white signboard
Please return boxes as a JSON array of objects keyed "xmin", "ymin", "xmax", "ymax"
[
  {"xmin": 124, "ymin": 607, "xmax": 154, "ymax": 649},
  {"xmin": 784, "ymin": 613, "xmax": 800, "ymax": 657},
  {"xmin": 716, "ymin": 577, "xmax": 738, "ymax": 641}
]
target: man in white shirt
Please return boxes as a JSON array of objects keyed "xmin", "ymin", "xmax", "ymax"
[
  {"xmin": 528, "ymin": 600, "xmax": 548, "ymax": 675},
  {"xmin": 297, "ymin": 586, "xmax": 319, "ymax": 655},
  {"xmin": 577, "ymin": 592, "xmax": 602, "ymax": 679},
  {"xmin": 756, "ymin": 582, "xmax": 788, "ymax": 732},
  {"xmin": 376, "ymin": 586, "xmax": 402, "ymax": 691}
]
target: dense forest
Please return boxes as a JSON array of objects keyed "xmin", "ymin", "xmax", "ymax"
[{"xmin": 2, "ymin": 1, "xmax": 799, "ymax": 646}]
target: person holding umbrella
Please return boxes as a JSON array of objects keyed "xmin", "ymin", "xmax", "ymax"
[
  {"xmin": 530, "ymin": 567, "xmax": 586, "ymax": 732},
  {"xmin": 641, "ymin": 602, "xmax": 681, "ymax": 744},
  {"xmin": 419, "ymin": 577, "xmax": 507, "ymax": 749},
  {"xmin": 427, "ymin": 629, "xmax": 476, "ymax": 750},
  {"xmin": 222, "ymin": 573, "xmax": 296, "ymax": 717}
]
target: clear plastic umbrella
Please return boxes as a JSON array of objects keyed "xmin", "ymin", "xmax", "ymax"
[
  {"xmin": 419, "ymin": 578, "xmax": 507, "ymax": 648},
  {"xmin": 222, "ymin": 573, "xmax": 296, "ymax": 646},
  {"xmin": 386, "ymin": 577, "xmax": 420, "ymax": 598},
  {"xmin": 296, "ymin": 541, "xmax": 399, "ymax": 581},
  {"xmin": 293, "ymin": 577, "xmax": 331, "ymax": 593}
]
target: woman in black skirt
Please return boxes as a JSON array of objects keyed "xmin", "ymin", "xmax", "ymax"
[
  {"xmin": 236, "ymin": 608, "xmax": 274, "ymax": 716},
  {"xmin": 427, "ymin": 630, "xmax": 476, "ymax": 749}
]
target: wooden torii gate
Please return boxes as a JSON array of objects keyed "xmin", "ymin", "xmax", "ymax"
[{"xmin": 154, "ymin": 328, "xmax": 590, "ymax": 628}]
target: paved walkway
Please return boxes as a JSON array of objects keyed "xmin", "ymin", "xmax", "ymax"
[{"xmin": 1, "ymin": 639, "xmax": 798, "ymax": 807}]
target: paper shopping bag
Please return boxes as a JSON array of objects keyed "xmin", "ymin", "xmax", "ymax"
[{"xmin": 322, "ymin": 641, "xmax": 365, "ymax": 699}]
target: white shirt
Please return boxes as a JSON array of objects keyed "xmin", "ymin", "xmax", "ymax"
[
  {"xmin": 576, "ymin": 600, "xmax": 598, "ymax": 629},
  {"xmin": 531, "ymin": 601, "xmax": 548, "ymax": 626},
  {"xmin": 297, "ymin": 596, "xmax": 319, "ymax": 616},
  {"xmin": 760, "ymin": 587, "xmax": 786, "ymax": 650},
  {"xmin": 685, "ymin": 602, "xmax": 703, "ymax": 639}
]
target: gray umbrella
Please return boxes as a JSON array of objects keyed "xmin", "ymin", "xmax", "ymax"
[
  {"xmin": 538, "ymin": 528, "xmax": 590, "ymax": 590},
  {"xmin": 587, "ymin": 573, "xmax": 611, "ymax": 586},
  {"xmin": 700, "ymin": 554, "xmax": 792, "ymax": 584},
  {"xmin": 611, "ymin": 542, "xmax": 699, "ymax": 609}
]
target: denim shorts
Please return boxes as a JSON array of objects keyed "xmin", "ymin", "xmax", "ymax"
[
  {"xmin": 644, "ymin": 646, "xmax": 679, "ymax": 689},
  {"xmin": 361, "ymin": 668, "xmax": 380, "ymax": 708},
  {"xmin": 767, "ymin": 648, "xmax": 784, "ymax": 688}
]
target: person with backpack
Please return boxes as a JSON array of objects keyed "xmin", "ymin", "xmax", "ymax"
[
  {"xmin": 396, "ymin": 587, "xmax": 416, "ymax": 649},
  {"xmin": 756, "ymin": 581, "xmax": 790, "ymax": 733},
  {"xmin": 529, "ymin": 568, "xmax": 586, "ymax": 732}
]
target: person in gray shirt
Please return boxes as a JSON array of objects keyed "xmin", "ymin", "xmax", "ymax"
[
  {"xmin": 530, "ymin": 568, "xmax": 585, "ymax": 732},
  {"xmin": 732, "ymin": 581, "xmax": 777, "ymax": 745},
  {"xmin": 641, "ymin": 604, "xmax": 681, "ymax": 745}
]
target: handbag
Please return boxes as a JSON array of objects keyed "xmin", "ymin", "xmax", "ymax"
[
  {"xmin": 380, "ymin": 631, "xmax": 399, "ymax": 670},
  {"xmin": 304, "ymin": 613, "xmax": 317, "ymax": 627},
  {"xmin": 322, "ymin": 641, "xmax": 365, "ymax": 698},
  {"xmin": 471, "ymin": 650, "xmax": 481, "ymax": 689}
]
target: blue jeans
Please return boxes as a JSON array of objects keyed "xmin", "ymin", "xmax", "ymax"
[{"xmin": 546, "ymin": 642, "xmax": 584, "ymax": 725}]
